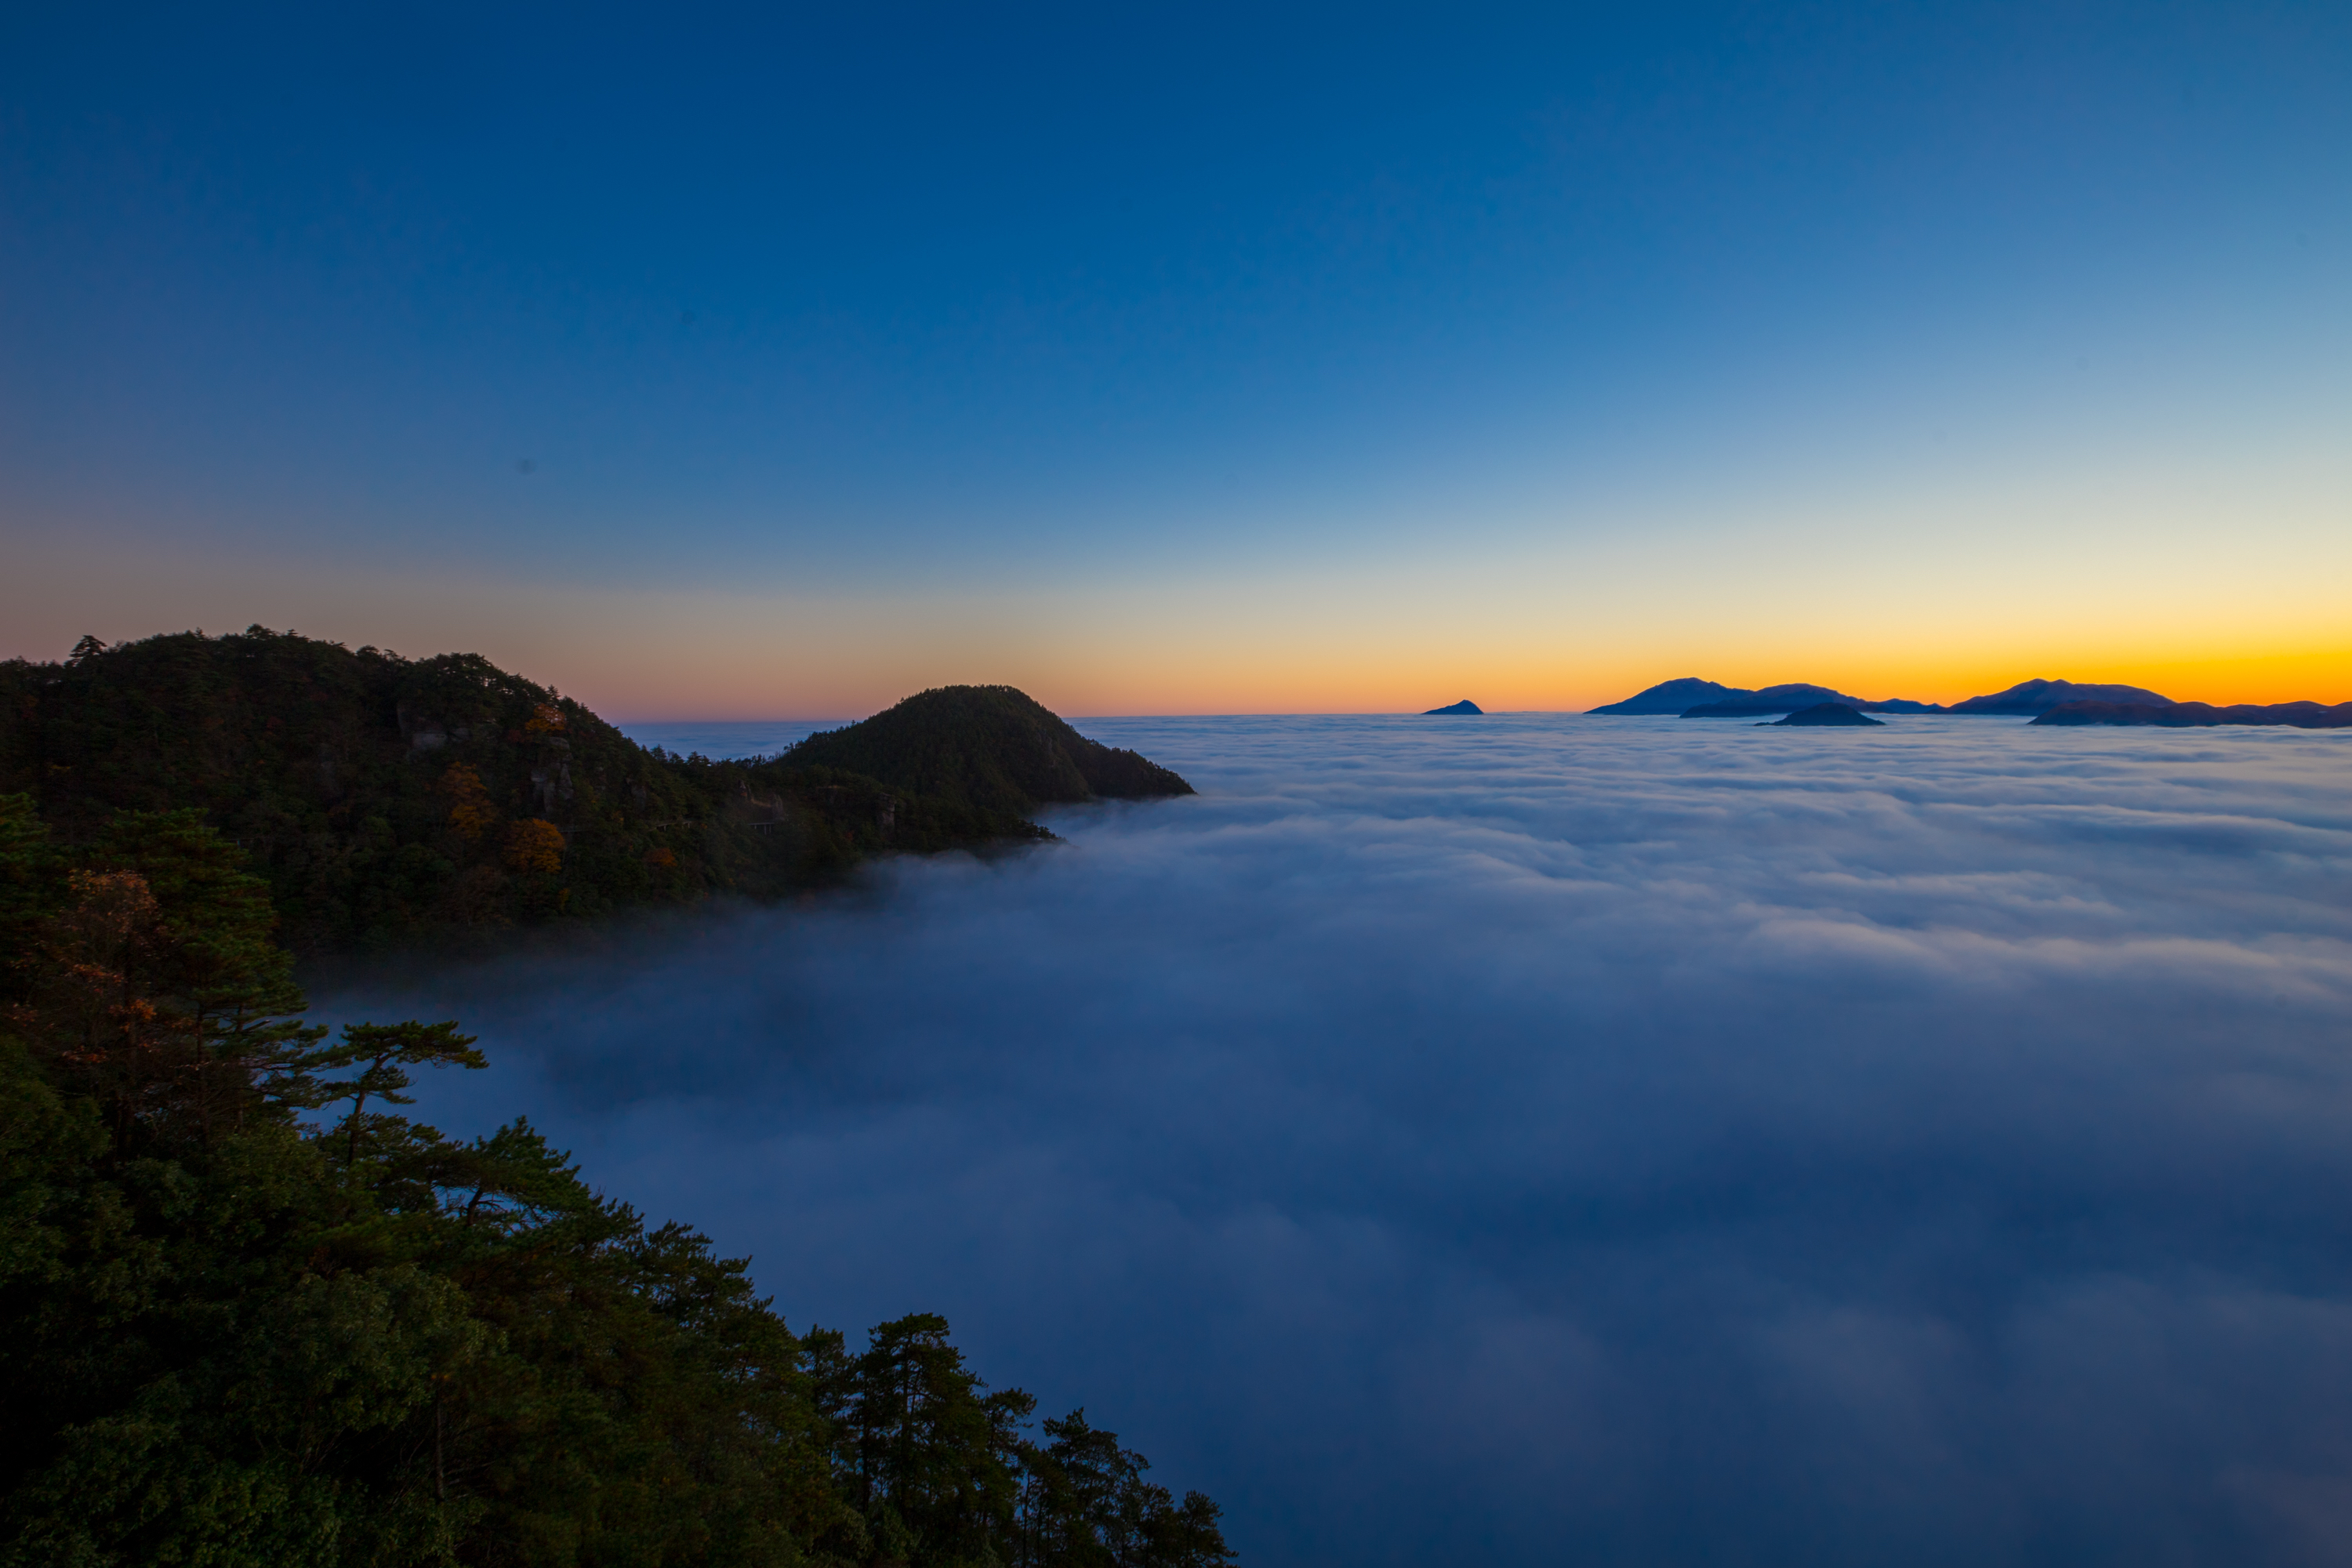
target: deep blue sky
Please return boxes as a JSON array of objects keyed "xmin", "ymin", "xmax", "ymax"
[{"xmin": 5, "ymin": 2, "xmax": 2347, "ymax": 713}]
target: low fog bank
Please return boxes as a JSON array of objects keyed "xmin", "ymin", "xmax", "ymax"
[{"xmin": 322, "ymin": 714, "xmax": 2352, "ymax": 1566}]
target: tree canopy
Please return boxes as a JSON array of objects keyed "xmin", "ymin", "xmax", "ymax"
[
  {"xmin": 0, "ymin": 631, "xmax": 1204, "ymax": 954},
  {"xmin": 0, "ymin": 794, "xmax": 1234, "ymax": 1566},
  {"xmin": 783, "ymin": 687, "xmax": 1193, "ymax": 818}
]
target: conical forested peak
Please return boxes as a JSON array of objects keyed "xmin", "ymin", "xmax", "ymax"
[
  {"xmin": 783, "ymin": 684, "xmax": 1194, "ymax": 816},
  {"xmin": 0, "ymin": 633, "xmax": 1191, "ymax": 955}
]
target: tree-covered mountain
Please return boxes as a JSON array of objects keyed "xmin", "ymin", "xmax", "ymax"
[
  {"xmin": 0, "ymin": 796, "xmax": 1235, "ymax": 1566},
  {"xmin": 782, "ymin": 687, "xmax": 1192, "ymax": 818},
  {"xmin": 0, "ymin": 631, "xmax": 1187, "ymax": 955}
]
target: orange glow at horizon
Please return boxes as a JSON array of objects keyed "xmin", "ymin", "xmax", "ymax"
[{"xmin": 7, "ymin": 511, "xmax": 2351, "ymax": 722}]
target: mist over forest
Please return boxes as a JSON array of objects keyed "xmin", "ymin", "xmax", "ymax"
[{"xmin": 326, "ymin": 713, "xmax": 2352, "ymax": 1566}]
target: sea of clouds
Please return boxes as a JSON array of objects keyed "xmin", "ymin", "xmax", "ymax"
[{"xmin": 323, "ymin": 713, "xmax": 2352, "ymax": 1567}]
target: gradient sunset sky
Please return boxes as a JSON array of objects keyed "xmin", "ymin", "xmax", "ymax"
[{"xmin": 5, "ymin": 2, "xmax": 2347, "ymax": 717}]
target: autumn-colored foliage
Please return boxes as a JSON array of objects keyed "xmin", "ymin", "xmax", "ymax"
[
  {"xmin": 19, "ymin": 869, "xmax": 180, "ymax": 1094},
  {"xmin": 3, "ymin": 804, "xmax": 323, "ymax": 1149},
  {"xmin": 440, "ymin": 761, "xmax": 497, "ymax": 841},
  {"xmin": 504, "ymin": 818, "xmax": 564, "ymax": 874},
  {"xmin": 0, "ymin": 629, "xmax": 1097, "ymax": 953}
]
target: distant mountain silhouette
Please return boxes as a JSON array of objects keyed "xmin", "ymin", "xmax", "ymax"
[
  {"xmin": 1592, "ymin": 677, "xmax": 1943, "ymax": 717},
  {"xmin": 1599, "ymin": 674, "xmax": 2230, "ymax": 722},
  {"xmin": 1762, "ymin": 703, "xmax": 1885, "ymax": 727},
  {"xmin": 1949, "ymin": 678, "xmax": 2172, "ymax": 715},
  {"xmin": 2033, "ymin": 699, "xmax": 2352, "ymax": 729},
  {"xmin": 1685, "ymin": 684, "xmax": 1947, "ymax": 717},
  {"xmin": 1423, "ymin": 699, "xmax": 1483, "ymax": 715},
  {"xmin": 1684, "ymin": 683, "xmax": 1871, "ymax": 717},
  {"xmin": 1589, "ymin": 677, "xmax": 1748, "ymax": 715},
  {"xmin": 783, "ymin": 684, "xmax": 1195, "ymax": 815}
]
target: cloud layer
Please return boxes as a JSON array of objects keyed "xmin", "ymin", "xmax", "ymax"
[{"xmin": 324, "ymin": 714, "xmax": 2352, "ymax": 1566}]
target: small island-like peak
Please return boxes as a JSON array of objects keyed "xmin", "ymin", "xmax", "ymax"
[
  {"xmin": 782, "ymin": 684, "xmax": 1193, "ymax": 814},
  {"xmin": 1761, "ymin": 702, "xmax": 1885, "ymax": 727},
  {"xmin": 1424, "ymin": 699, "xmax": 1483, "ymax": 715}
]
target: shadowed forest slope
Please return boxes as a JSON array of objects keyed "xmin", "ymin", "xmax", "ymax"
[
  {"xmin": 0, "ymin": 632, "xmax": 1187, "ymax": 954},
  {"xmin": 782, "ymin": 686, "xmax": 1195, "ymax": 816}
]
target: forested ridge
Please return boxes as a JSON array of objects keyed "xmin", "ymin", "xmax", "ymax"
[
  {"xmin": 0, "ymin": 629, "xmax": 1191, "ymax": 956},
  {"xmin": 782, "ymin": 688, "xmax": 1192, "ymax": 817},
  {"xmin": 0, "ymin": 795, "xmax": 1235, "ymax": 1566}
]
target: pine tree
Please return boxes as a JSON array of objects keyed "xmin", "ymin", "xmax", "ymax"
[{"xmin": 0, "ymin": 790, "xmax": 1236, "ymax": 1566}]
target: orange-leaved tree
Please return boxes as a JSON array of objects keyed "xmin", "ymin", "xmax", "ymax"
[
  {"xmin": 504, "ymin": 819, "xmax": 564, "ymax": 875},
  {"xmin": 5, "ymin": 805, "xmax": 325, "ymax": 1152},
  {"xmin": 440, "ymin": 762, "xmax": 497, "ymax": 843}
]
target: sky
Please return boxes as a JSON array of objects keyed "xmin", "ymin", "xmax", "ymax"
[
  {"xmin": 5, "ymin": 1, "xmax": 2349, "ymax": 716},
  {"xmin": 325, "ymin": 713, "xmax": 2352, "ymax": 1565}
]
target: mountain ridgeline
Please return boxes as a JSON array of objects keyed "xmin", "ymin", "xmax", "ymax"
[
  {"xmin": 0, "ymin": 630, "xmax": 1192, "ymax": 955},
  {"xmin": 782, "ymin": 686, "xmax": 1194, "ymax": 817},
  {"xmin": 1590, "ymin": 674, "xmax": 2350, "ymax": 727},
  {"xmin": 1588, "ymin": 678, "xmax": 1944, "ymax": 717},
  {"xmin": 0, "ymin": 632, "xmax": 1221, "ymax": 1563},
  {"xmin": 1592, "ymin": 676, "xmax": 2181, "ymax": 720}
]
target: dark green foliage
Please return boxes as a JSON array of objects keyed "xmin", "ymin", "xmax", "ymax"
[
  {"xmin": 0, "ymin": 801, "xmax": 1235, "ymax": 1566},
  {"xmin": 812, "ymin": 1312, "xmax": 1033, "ymax": 1563},
  {"xmin": 1011, "ymin": 1412, "xmax": 1234, "ymax": 1568},
  {"xmin": 0, "ymin": 794, "xmax": 58, "ymax": 948},
  {"xmin": 286, "ymin": 1019, "xmax": 490, "ymax": 1171},
  {"xmin": 781, "ymin": 688, "xmax": 1194, "ymax": 818},
  {"xmin": 0, "ymin": 631, "xmax": 1168, "ymax": 955},
  {"xmin": 10, "ymin": 805, "xmax": 323, "ymax": 1149}
]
